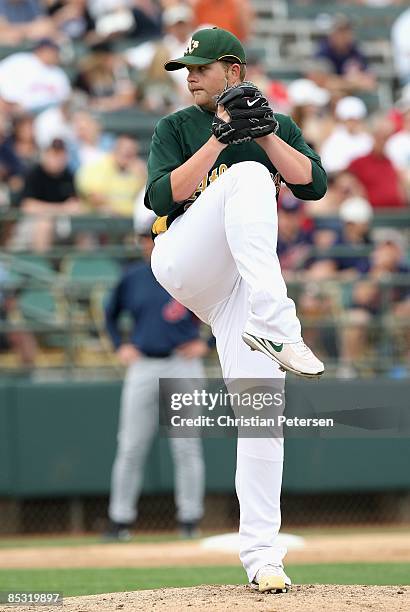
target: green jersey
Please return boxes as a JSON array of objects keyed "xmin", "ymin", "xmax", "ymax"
[{"xmin": 145, "ymin": 105, "xmax": 327, "ymax": 235}]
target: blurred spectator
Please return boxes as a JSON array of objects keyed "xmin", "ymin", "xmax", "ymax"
[
  {"xmin": 49, "ymin": 0, "xmax": 95, "ymax": 41},
  {"xmin": 0, "ymin": 0, "xmax": 58, "ymax": 45},
  {"xmin": 0, "ymin": 112, "xmax": 24, "ymax": 198},
  {"xmin": 189, "ymin": 0, "xmax": 255, "ymax": 42},
  {"xmin": 0, "ymin": 112, "xmax": 37, "ymax": 200},
  {"xmin": 130, "ymin": 0, "xmax": 162, "ymax": 39},
  {"xmin": 287, "ymin": 78, "xmax": 332, "ymax": 150},
  {"xmin": 391, "ymin": 7, "xmax": 410, "ymax": 86},
  {"xmin": 306, "ymin": 170, "xmax": 363, "ymax": 217},
  {"xmin": 34, "ymin": 100, "xmax": 113, "ymax": 171},
  {"xmin": 385, "ymin": 90, "xmax": 410, "ymax": 196},
  {"xmin": 0, "ymin": 38, "xmax": 71, "ymax": 112},
  {"xmin": 126, "ymin": 4, "xmax": 193, "ymax": 70},
  {"xmin": 309, "ymin": 15, "xmax": 375, "ymax": 94},
  {"xmin": 17, "ymin": 138, "xmax": 82, "ymax": 252},
  {"xmin": 87, "ymin": 0, "xmax": 136, "ymax": 40},
  {"xmin": 277, "ymin": 193, "xmax": 313, "ymax": 275},
  {"xmin": 370, "ymin": 228, "xmax": 409, "ymax": 279},
  {"xmin": 74, "ymin": 41, "xmax": 136, "ymax": 111},
  {"xmin": 348, "ymin": 116, "xmax": 407, "ymax": 209},
  {"xmin": 135, "ymin": 43, "xmax": 182, "ymax": 112},
  {"xmin": 71, "ymin": 110, "xmax": 112, "ymax": 166},
  {"xmin": 104, "ymin": 209, "xmax": 206, "ymax": 540},
  {"xmin": 126, "ymin": 4, "xmax": 194, "ymax": 111},
  {"xmin": 320, "ymin": 96, "xmax": 373, "ymax": 174},
  {"xmin": 8, "ymin": 113, "xmax": 37, "ymax": 172},
  {"xmin": 86, "ymin": 0, "xmax": 161, "ymax": 44},
  {"xmin": 76, "ymin": 134, "xmax": 146, "ymax": 217},
  {"xmin": 33, "ymin": 97, "xmax": 77, "ymax": 150},
  {"xmin": 387, "ymin": 83, "xmax": 410, "ymax": 133},
  {"xmin": 339, "ymin": 229, "xmax": 409, "ymax": 376},
  {"xmin": 336, "ymin": 197, "xmax": 373, "ymax": 274},
  {"xmin": 308, "ymin": 197, "xmax": 373, "ymax": 280}
]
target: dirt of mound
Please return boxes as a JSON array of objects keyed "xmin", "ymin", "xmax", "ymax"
[
  {"xmin": 1, "ymin": 532, "xmax": 409, "ymax": 569},
  {"xmin": 9, "ymin": 584, "xmax": 409, "ymax": 612}
]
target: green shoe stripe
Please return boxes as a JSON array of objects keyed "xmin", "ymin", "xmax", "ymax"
[{"xmin": 269, "ymin": 341, "xmax": 283, "ymax": 352}]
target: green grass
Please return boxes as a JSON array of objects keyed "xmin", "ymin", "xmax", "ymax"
[
  {"xmin": 0, "ymin": 525, "xmax": 408, "ymax": 549},
  {"xmin": 0, "ymin": 534, "xmax": 183, "ymax": 549},
  {"xmin": 0, "ymin": 563, "xmax": 408, "ymax": 597}
]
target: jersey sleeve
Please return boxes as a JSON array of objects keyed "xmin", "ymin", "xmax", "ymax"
[
  {"xmin": 144, "ymin": 116, "xmax": 185, "ymax": 216},
  {"xmin": 277, "ymin": 114, "xmax": 327, "ymax": 201}
]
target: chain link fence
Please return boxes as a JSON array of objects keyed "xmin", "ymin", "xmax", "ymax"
[{"xmin": 1, "ymin": 491, "xmax": 410, "ymax": 536}]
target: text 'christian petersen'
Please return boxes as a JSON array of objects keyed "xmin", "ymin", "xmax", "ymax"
[{"xmin": 170, "ymin": 415, "xmax": 335, "ymax": 428}]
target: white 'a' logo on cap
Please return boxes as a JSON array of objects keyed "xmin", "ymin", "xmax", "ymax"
[{"xmin": 186, "ymin": 39, "xmax": 199, "ymax": 54}]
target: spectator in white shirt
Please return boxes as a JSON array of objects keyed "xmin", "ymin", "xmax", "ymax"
[
  {"xmin": 391, "ymin": 8, "xmax": 410, "ymax": 86},
  {"xmin": 385, "ymin": 88, "xmax": 410, "ymax": 194},
  {"xmin": 320, "ymin": 96, "xmax": 373, "ymax": 174},
  {"xmin": 0, "ymin": 38, "xmax": 71, "ymax": 112}
]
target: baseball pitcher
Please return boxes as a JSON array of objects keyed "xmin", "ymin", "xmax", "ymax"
[{"xmin": 144, "ymin": 27, "xmax": 327, "ymax": 593}]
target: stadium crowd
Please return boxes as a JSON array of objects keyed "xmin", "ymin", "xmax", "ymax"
[{"xmin": 0, "ymin": 0, "xmax": 409, "ymax": 377}]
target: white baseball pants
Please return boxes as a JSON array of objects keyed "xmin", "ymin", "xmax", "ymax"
[{"xmin": 151, "ymin": 161, "xmax": 302, "ymax": 581}]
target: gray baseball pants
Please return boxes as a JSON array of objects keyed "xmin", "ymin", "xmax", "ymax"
[{"xmin": 108, "ymin": 353, "xmax": 205, "ymax": 524}]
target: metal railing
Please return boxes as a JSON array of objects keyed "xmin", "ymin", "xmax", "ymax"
[
  {"xmin": 1, "ymin": 258, "xmax": 409, "ymax": 376},
  {"xmin": 1, "ymin": 206, "xmax": 409, "ymax": 374}
]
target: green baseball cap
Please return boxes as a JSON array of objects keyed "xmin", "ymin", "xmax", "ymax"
[{"xmin": 164, "ymin": 27, "xmax": 246, "ymax": 71}]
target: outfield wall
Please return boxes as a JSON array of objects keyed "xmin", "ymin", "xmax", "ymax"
[{"xmin": 0, "ymin": 380, "xmax": 409, "ymax": 497}]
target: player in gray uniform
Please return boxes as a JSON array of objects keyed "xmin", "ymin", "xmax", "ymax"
[{"xmin": 105, "ymin": 212, "xmax": 208, "ymax": 540}]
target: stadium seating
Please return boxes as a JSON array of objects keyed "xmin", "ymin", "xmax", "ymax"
[
  {"xmin": 62, "ymin": 255, "xmax": 122, "ymax": 286},
  {"xmin": 97, "ymin": 109, "xmax": 162, "ymax": 158},
  {"xmin": 18, "ymin": 288, "xmax": 61, "ymax": 325}
]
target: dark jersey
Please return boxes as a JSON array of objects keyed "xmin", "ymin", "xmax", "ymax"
[
  {"xmin": 145, "ymin": 105, "xmax": 327, "ymax": 235},
  {"xmin": 20, "ymin": 164, "xmax": 76, "ymax": 205},
  {"xmin": 105, "ymin": 261, "xmax": 200, "ymax": 354},
  {"xmin": 316, "ymin": 39, "xmax": 369, "ymax": 76}
]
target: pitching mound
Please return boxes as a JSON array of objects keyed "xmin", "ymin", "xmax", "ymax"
[{"xmin": 12, "ymin": 584, "xmax": 409, "ymax": 612}]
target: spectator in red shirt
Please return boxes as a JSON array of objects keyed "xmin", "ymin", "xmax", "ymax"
[
  {"xmin": 348, "ymin": 116, "xmax": 407, "ymax": 209},
  {"xmin": 190, "ymin": 0, "xmax": 255, "ymax": 42}
]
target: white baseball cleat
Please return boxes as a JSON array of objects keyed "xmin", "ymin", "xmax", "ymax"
[
  {"xmin": 251, "ymin": 564, "xmax": 292, "ymax": 593},
  {"xmin": 242, "ymin": 333, "xmax": 324, "ymax": 378}
]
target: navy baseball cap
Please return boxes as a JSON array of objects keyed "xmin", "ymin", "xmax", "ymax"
[
  {"xmin": 33, "ymin": 37, "xmax": 60, "ymax": 51},
  {"xmin": 281, "ymin": 194, "xmax": 303, "ymax": 212}
]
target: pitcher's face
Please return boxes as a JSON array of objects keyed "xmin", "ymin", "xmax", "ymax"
[{"xmin": 187, "ymin": 62, "xmax": 231, "ymax": 111}]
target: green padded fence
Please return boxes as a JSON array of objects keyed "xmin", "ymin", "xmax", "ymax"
[{"xmin": 0, "ymin": 379, "xmax": 409, "ymax": 498}]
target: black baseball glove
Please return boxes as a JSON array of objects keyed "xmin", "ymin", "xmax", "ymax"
[{"xmin": 212, "ymin": 81, "xmax": 278, "ymax": 145}]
